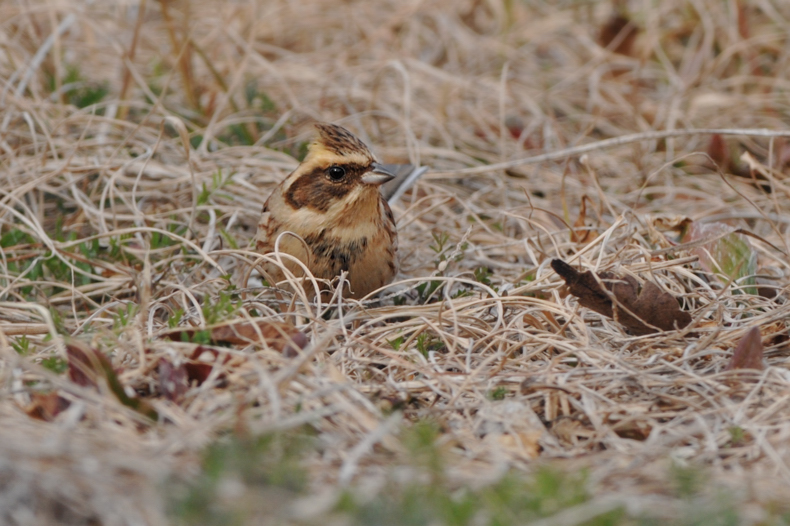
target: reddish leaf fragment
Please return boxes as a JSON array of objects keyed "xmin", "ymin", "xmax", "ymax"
[
  {"xmin": 725, "ymin": 327, "xmax": 764, "ymax": 371},
  {"xmin": 570, "ymin": 197, "xmax": 597, "ymax": 244},
  {"xmin": 165, "ymin": 320, "xmax": 307, "ymax": 357},
  {"xmin": 25, "ymin": 392, "xmax": 71, "ymax": 421},
  {"xmin": 211, "ymin": 321, "xmax": 307, "ymax": 355},
  {"xmin": 737, "ymin": 0, "xmax": 749, "ymax": 39},
  {"xmin": 707, "ymin": 134, "xmax": 729, "ymax": 169},
  {"xmin": 598, "ymin": 14, "xmax": 639, "ymax": 56},
  {"xmin": 66, "ymin": 341, "xmax": 157, "ymax": 420},
  {"xmin": 504, "ymin": 115, "xmax": 524, "ymax": 139},
  {"xmin": 551, "ymin": 259, "xmax": 692, "ymax": 336},
  {"xmin": 704, "ymin": 134, "xmax": 750, "ymax": 177},
  {"xmin": 183, "ymin": 361, "xmax": 213, "ymax": 386},
  {"xmin": 183, "ymin": 346, "xmax": 228, "ymax": 386},
  {"xmin": 777, "ymin": 139, "xmax": 790, "ymax": 168},
  {"xmin": 158, "ymin": 359, "xmax": 189, "ymax": 402},
  {"xmin": 67, "ymin": 342, "xmax": 115, "ymax": 389}
]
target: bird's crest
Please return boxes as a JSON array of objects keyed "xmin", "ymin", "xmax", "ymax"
[{"xmin": 305, "ymin": 123, "xmax": 375, "ymax": 166}]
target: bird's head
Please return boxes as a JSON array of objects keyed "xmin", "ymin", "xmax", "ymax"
[{"xmin": 281, "ymin": 123, "xmax": 395, "ymax": 213}]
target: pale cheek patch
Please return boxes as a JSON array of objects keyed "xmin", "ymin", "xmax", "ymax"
[
  {"xmin": 289, "ymin": 208, "xmax": 333, "ymax": 232},
  {"xmin": 338, "ymin": 185, "xmax": 365, "ymax": 206}
]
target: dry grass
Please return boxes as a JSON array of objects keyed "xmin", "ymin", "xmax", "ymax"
[{"xmin": 2, "ymin": 0, "xmax": 790, "ymax": 524}]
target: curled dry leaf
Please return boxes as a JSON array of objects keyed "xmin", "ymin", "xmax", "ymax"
[
  {"xmin": 66, "ymin": 341, "xmax": 158, "ymax": 420},
  {"xmin": 725, "ymin": 327, "xmax": 765, "ymax": 371},
  {"xmin": 551, "ymin": 259, "xmax": 692, "ymax": 336},
  {"xmin": 164, "ymin": 319, "xmax": 307, "ymax": 357},
  {"xmin": 551, "ymin": 260, "xmax": 614, "ymax": 319}
]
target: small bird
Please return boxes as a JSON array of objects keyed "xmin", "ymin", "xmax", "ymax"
[{"xmin": 255, "ymin": 123, "xmax": 399, "ymax": 299}]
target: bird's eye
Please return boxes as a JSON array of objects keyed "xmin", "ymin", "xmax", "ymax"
[{"xmin": 327, "ymin": 165, "xmax": 346, "ymax": 181}]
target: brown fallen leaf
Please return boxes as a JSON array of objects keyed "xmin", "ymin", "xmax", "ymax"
[
  {"xmin": 164, "ymin": 319, "xmax": 307, "ymax": 357},
  {"xmin": 551, "ymin": 259, "xmax": 692, "ymax": 336},
  {"xmin": 183, "ymin": 346, "xmax": 229, "ymax": 386},
  {"xmin": 25, "ymin": 392, "xmax": 71, "ymax": 421},
  {"xmin": 66, "ymin": 340, "xmax": 157, "ymax": 420},
  {"xmin": 706, "ymin": 133, "xmax": 729, "ymax": 169},
  {"xmin": 67, "ymin": 341, "xmax": 116, "ymax": 389},
  {"xmin": 737, "ymin": 0, "xmax": 749, "ymax": 39},
  {"xmin": 158, "ymin": 359, "xmax": 189, "ymax": 402},
  {"xmin": 704, "ymin": 134, "xmax": 751, "ymax": 179},
  {"xmin": 725, "ymin": 327, "xmax": 764, "ymax": 371},
  {"xmin": 598, "ymin": 13, "xmax": 639, "ymax": 56},
  {"xmin": 777, "ymin": 138, "xmax": 790, "ymax": 168}
]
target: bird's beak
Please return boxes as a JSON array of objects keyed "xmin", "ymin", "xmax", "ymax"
[{"xmin": 361, "ymin": 162, "xmax": 396, "ymax": 185}]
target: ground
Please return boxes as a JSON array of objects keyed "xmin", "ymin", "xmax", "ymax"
[{"xmin": 2, "ymin": 0, "xmax": 790, "ymax": 524}]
